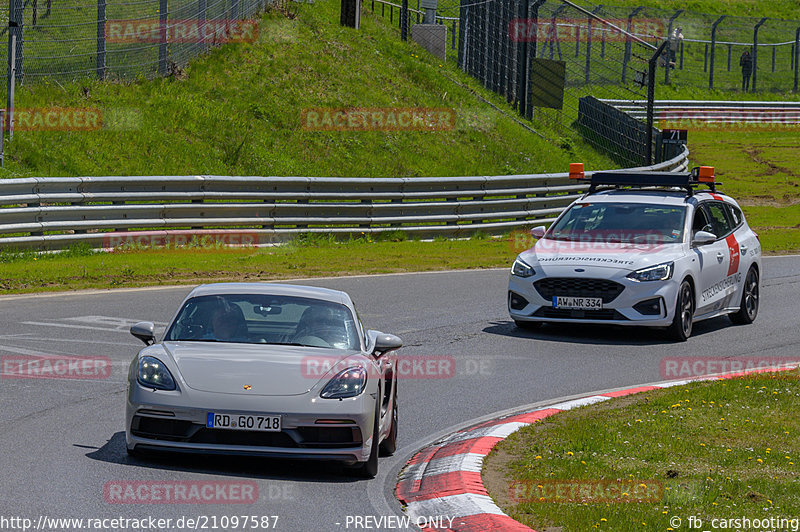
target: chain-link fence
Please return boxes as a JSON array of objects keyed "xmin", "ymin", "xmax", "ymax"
[{"xmin": 1, "ymin": 0, "xmax": 270, "ymax": 85}]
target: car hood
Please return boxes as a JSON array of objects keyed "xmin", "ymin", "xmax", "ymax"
[
  {"xmin": 161, "ymin": 342, "xmax": 365, "ymax": 396},
  {"xmin": 521, "ymin": 239, "xmax": 683, "ymax": 272}
]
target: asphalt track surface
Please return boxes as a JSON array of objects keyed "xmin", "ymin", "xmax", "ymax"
[{"xmin": 1, "ymin": 256, "xmax": 798, "ymax": 531}]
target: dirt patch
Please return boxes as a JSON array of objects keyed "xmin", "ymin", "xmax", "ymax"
[{"xmin": 742, "ymin": 147, "xmax": 800, "ymax": 181}]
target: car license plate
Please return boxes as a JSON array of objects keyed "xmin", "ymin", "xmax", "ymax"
[
  {"xmin": 206, "ymin": 413, "xmax": 281, "ymax": 432},
  {"xmin": 552, "ymin": 296, "xmax": 603, "ymax": 310}
]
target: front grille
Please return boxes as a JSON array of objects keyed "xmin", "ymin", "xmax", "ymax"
[
  {"xmin": 534, "ymin": 278, "xmax": 625, "ymax": 303},
  {"xmin": 189, "ymin": 429, "xmax": 299, "ymax": 447},
  {"xmin": 132, "ymin": 416, "xmax": 361, "ymax": 449},
  {"xmin": 533, "ymin": 307, "xmax": 628, "ymax": 320}
]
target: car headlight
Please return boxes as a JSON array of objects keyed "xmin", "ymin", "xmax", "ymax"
[
  {"xmin": 626, "ymin": 262, "xmax": 674, "ymax": 282},
  {"xmin": 320, "ymin": 366, "xmax": 367, "ymax": 399},
  {"xmin": 137, "ymin": 356, "xmax": 176, "ymax": 391},
  {"xmin": 512, "ymin": 258, "xmax": 535, "ymax": 278}
]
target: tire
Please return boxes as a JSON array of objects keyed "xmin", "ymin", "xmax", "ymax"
[
  {"xmin": 729, "ymin": 267, "xmax": 759, "ymax": 325},
  {"xmin": 379, "ymin": 387, "xmax": 398, "ymax": 457},
  {"xmin": 514, "ymin": 320, "xmax": 542, "ymax": 331},
  {"xmin": 351, "ymin": 401, "xmax": 380, "ymax": 479},
  {"xmin": 667, "ymin": 280, "xmax": 694, "ymax": 342}
]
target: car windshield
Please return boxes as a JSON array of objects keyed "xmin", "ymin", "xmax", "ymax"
[
  {"xmin": 164, "ymin": 294, "xmax": 361, "ymax": 350},
  {"xmin": 546, "ymin": 202, "xmax": 687, "ymax": 244}
]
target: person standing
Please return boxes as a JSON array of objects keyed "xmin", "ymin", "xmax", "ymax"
[{"xmin": 740, "ymin": 49, "xmax": 753, "ymax": 91}]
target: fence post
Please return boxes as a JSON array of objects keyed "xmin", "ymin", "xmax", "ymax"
[
  {"xmin": 646, "ymin": 41, "xmax": 669, "ymax": 165},
  {"xmin": 752, "ymin": 17, "xmax": 767, "ymax": 92},
  {"xmin": 198, "ymin": 0, "xmax": 208, "ymax": 52},
  {"xmin": 795, "ymin": 26, "xmax": 800, "ymax": 92},
  {"xmin": 703, "ymin": 43, "xmax": 708, "ymax": 72},
  {"xmin": 525, "ymin": 0, "xmax": 546, "ymax": 120},
  {"xmin": 622, "ymin": 6, "xmax": 644, "ymax": 84},
  {"xmin": 457, "ymin": 0, "xmax": 467, "ymax": 69},
  {"xmin": 584, "ymin": 5, "xmax": 603, "ymax": 84},
  {"xmin": 709, "ymin": 15, "xmax": 725, "ymax": 90},
  {"xmin": 158, "ymin": 0, "xmax": 168, "ymax": 75},
  {"xmin": 727, "ymin": 43, "xmax": 732, "ymax": 71},
  {"xmin": 771, "ymin": 45, "xmax": 776, "ymax": 73},
  {"xmin": 7, "ymin": 0, "xmax": 24, "ymax": 90},
  {"xmin": 665, "ymin": 9, "xmax": 682, "ymax": 84},
  {"xmin": 400, "ymin": 0, "xmax": 407, "ymax": 40},
  {"xmin": 96, "ymin": 0, "xmax": 106, "ymax": 79},
  {"xmin": 679, "ymin": 41, "xmax": 684, "ymax": 69}
]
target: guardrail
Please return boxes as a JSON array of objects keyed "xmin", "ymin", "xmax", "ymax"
[
  {"xmin": 0, "ymin": 146, "xmax": 688, "ymax": 250},
  {"xmin": 603, "ymin": 99, "xmax": 800, "ymax": 123}
]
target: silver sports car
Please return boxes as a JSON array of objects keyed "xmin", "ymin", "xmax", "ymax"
[{"xmin": 125, "ymin": 283, "xmax": 402, "ymax": 478}]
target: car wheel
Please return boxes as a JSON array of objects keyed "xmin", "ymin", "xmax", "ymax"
[
  {"xmin": 514, "ymin": 320, "xmax": 542, "ymax": 331},
  {"xmin": 379, "ymin": 388, "xmax": 398, "ymax": 457},
  {"xmin": 351, "ymin": 400, "xmax": 380, "ymax": 479},
  {"xmin": 729, "ymin": 267, "xmax": 759, "ymax": 325},
  {"xmin": 667, "ymin": 280, "xmax": 694, "ymax": 342}
]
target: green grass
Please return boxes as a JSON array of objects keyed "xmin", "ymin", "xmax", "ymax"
[
  {"xmin": 0, "ymin": 0, "xmax": 613, "ymax": 178},
  {"xmin": 588, "ymin": 0, "xmax": 800, "ymax": 21},
  {"xmin": 0, "ymin": 235, "xmax": 515, "ymax": 293},
  {"xmin": 683, "ymin": 128, "xmax": 800, "ymax": 255},
  {"xmin": 484, "ymin": 369, "xmax": 800, "ymax": 532}
]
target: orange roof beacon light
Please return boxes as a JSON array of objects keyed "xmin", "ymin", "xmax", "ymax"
[
  {"xmin": 697, "ymin": 166, "xmax": 715, "ymax": 183},
  {"xmin": 569, "ymin": 163, "xmax": 585, "ymax": 180}
]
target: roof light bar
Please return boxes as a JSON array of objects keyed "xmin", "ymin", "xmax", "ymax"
[{"xmin": 567, "ymin": 163, "xmax": 720, "ymax": 195}]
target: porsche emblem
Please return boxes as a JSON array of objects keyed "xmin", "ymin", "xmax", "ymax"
[{"xmin": 243, "ymin": 384, "xmax": 252, "ymax": 391}]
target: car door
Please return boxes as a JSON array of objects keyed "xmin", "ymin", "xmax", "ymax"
[{"xmin": 692, "ymin": 202, "xmax": 735, "ymax": 316}]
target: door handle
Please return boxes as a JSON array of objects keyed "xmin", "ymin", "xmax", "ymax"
[{"xmin": 716, "ymin": 252, "xmax": 724, "ymax": 263}]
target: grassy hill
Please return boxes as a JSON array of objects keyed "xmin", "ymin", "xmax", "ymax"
[
  {"xmin": 596, "ymin": 0, "xmax": 800, "ymax": 20},
  {"xmin": 0, "ymin": 0, "xmax": 615, "ymax": 178}
]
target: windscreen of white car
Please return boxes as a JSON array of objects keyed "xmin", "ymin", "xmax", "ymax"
[
  {"xmin": 164, "ymin": 294, "xmax": 361, "ymax": 350},
  {"xmin": 546, "ymin": 203, "xmax": 687, "ymax": 244}
]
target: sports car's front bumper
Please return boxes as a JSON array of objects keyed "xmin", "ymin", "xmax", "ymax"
[
  {"xmin": 508, "ymin": 265, "xmax": 680, "ymax": 327},
  {"xmin": 125, "ymin": 382, "xmax": 375, "ymax": 464}
]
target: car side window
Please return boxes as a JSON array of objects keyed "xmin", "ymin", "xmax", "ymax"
[
  {"xmin": 692, "ymin": 205, "xmax": 711, "ymax": 235},
  {"xmin": 725, "ymin": 204, "xmax": 743, "ymax": 229},
  {"xmin": 705, "ymin": 202, "xmax": 733, "ymax": 238}
]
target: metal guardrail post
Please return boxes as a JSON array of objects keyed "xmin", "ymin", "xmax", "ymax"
[
  {"xmin": 752, "ymin": 17, "xmax": 767, "ymax": 92},
  {"xmin": 158, "ymin": 0, "xmax": 168, "ymax": 75},
  {"xmin": 709, "ymin": 16, "xmax": 726, "ymax": 90},
  {"xmin": 795, "ymin": 27, "xmax": 800, "ymax": 92},
  {"xmin": 665, "ymin": 10, "xmax": 682, "ymax": 84},
  {"xmin": 97, "ymin": 0, "xmax": 106, "ymax": 79},
  {"xmin": 622, "ymin": 6, "xmax": 644, "ymax": 84}
]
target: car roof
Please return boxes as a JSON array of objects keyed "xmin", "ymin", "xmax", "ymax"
[
  {"xmin": 581, "ymin": 189, "xmax": 740, "ymax": 207},
  {"xmin": 187, "ymin": 282, "xmax": 351, "ymax": 306},
  {"xmin": 579, "ymin": 189, "xmax": 690, "ymax": 206}
]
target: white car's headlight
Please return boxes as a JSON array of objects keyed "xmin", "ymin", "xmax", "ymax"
[
  {"xmin": 137, "ymin": 356, "xmax": 176, "ymax": 391},
  {"xmin": 627, "ymin": 262, "xmax": 674, "ymax": 282},
  {"xmin": 320, "ymin": 366, "xmax": 367, "ymax": 399},
  {"xmin": 512, "ymin": 258, "xmax": 535, "ymax": 278}
]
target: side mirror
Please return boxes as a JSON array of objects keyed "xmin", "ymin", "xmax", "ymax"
[
  {"xmin": 367, "ymin": 330, "xmax": 403, "ymax": 356},
  {"xmin": 131, "ymin": 321, "xmax": 156, "ymax": 346},
  {"xmin": 530, "ymin": 226, "xmax": 546, "ymax": 239},
  {"xmin": 692, "ymin": 230, "xmax": 717, "ymax": 246}
]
